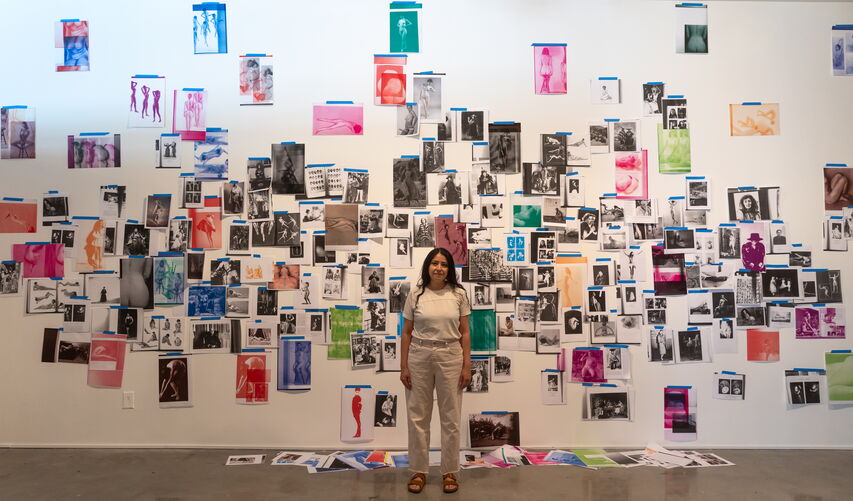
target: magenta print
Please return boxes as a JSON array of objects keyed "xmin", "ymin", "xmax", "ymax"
[
  {"xmin": 67, "ymin": 134, "xmax": 121, "ymax": 169},
  {"xmin": 533, "ymin": 44, "xmax": 567, "ymax": 95},
  {"xmin": 570, "ymin": 349, "xmax": 605, "ymax": 383},
  {"xmin": 129, "ymin": 76, "xmax": 165, "ymax": 128},
  {"xmin": 434, "ymin": 217, "xmax": 467, "ymax": 265},
  {"xmin": 312, "ymin": 104, "xmax": 364, "ymax": 136},
  {"xmin": 615, "ymin": 150, "xmax": 648, "ymax": 199},
  {"xmin": 12, "ymin": 243, "xmax": 65, "ymax": 278},
  {"xmin": 741, "ymin": 233, "xmax": 766, "ymax": 272},
  {"xmin": 172, "ymin": 89, "xmax": 207, "ymax": 141}
]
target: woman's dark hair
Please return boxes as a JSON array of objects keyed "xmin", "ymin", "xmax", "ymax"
[{"xmin": 414, "ymin": 247, "xmax": 465, "ymax": 306}]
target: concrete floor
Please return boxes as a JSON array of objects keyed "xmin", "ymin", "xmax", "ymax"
[{"xmin": 0, "ymin": 449, "xmax": 851, "ymax": 500}]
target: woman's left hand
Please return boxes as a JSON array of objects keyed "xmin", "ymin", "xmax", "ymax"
[{"xmin": 458, "ymin": 365, "xmax": 472, "ymax": 389}]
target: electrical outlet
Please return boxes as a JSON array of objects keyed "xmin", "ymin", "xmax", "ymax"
[{"xmin": 122, "ymin": 391, "xmax": 135, "ymax": 409}]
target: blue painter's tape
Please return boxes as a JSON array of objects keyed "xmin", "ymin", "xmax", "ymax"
[
  {"xmin": 598, "ymin": 77, "xmax": 618, "ymax": 80},
  {"xmin": 414, "ymin": 211, "xmax": 430, "ymax": 215},
  {"xmin": 765, "ymin": 264, "xmax": 788, "ymax": 269},
  {"xmin": 688, "ymin": 289, "xmax": 709, "ymax": 294},
  {"xmin": 825, "ymin": 163, "xmax": 848, "ymax": 167},
  {"xmin": 802, "ymin": 268, "xmax": 828, "ymax": 272},
  {"xmin": 813, "ymin": 303, "xmax": 826, "ymax": 307},
  {"xmin": 2, "ymin": 197, "xmax": 24, "ymax": 202},
  {"xmin": 678, "ymin": 2, "xmax": 705, "ymax": 6},
  {"xmin": 481, "ymin": 411, "xmax": 508, "ymax": 415},
  {"xmin": 832, "ymin": 25, "xmax": 853, "ymax": 30},
  {"xmin": 741, "ymin": 102, "xmax": 762, "ymax": 106},
  {"xmin": 160, "ymin": 352, "xmax": 185, "ymax": 357},
  {"xmin": 595, "ymin": 258, "xmax": 612, "ymax": 262},
  {"xmin": 685, "ymin": 176, "xmax": 705, "ymax": 180},
  {"xmin": 133, "ymin": 74, "xmax": 161, "ymax": 78},
  {"xmin": 242, "ymin": 349, "xmax": 266, "ymax": 353},
  {"xmin": 695, "ymin": 229, "xmax": 713, "ymax": 233},
  {"xmin": 79, "ymin": 132, "xmax": 109, "ymax": 136},
  {"xmin": 668, "ymin": 196, "xmax": 686, "ymax": 200},
  {"xmin": 493, "ymin": 121, "xmax": 516, "ymax": 125},
  {"xmin": 200, "ymin": 317, "xmax": 221, "ymax": 321},
  {"xmin": 532, "ymin": 43, "xmax": 567, "ymax": 47},
  {"xmin": 335, "ymin": 305, "xmax": 359, "ymax": 310},
  {"xmin": 719, "ymin": 223, "xmax": 736, "ymax": 227},
  {"xmin": 243, "ymin": 53, "xmax": 268, "ymax": 57},
  {"xmin": 831, "ymin": 350, "xmax": 852, "ymax": 353},
  {"xmin": 646, "ymin": 81, "xmax": 664, "ymax": 85},
  {"xmin": 60, "ymin": 18, "xmax": 80, "ymax": 22},
  {"xmin": 575, "ymin": 347, "xmax": 600, "ymax": 351},
  {"xmin": 793, "ymin": 368, "xmax": 825, "ymax": 372},
  {"xmin": 401, "ymin": 155, "xmax": 419, "ymax": 159},
  {"xmin": 473, "ymin": 141, "xmax": 488, "ymax": 145},
  {"xmin": 667, "ymin": 385, "xmax": 692, "ymax": 389},
  {"xmin": 344, "ymin": 384, "xmax": 372, "ymax": 389},
  {"xmin": 617, "ymin": 280, "xmax": 636, "ymax": 284},
  {"xmin": 721, "ymin": 371, "xmax": 737, "ymax": 375},
  {"xmin": 653, "ymin": 325, "xmax": 664, "ymax": 329},
  {"xmin": 449, "ymin": 107, "xmax": 467, "ymax": 111},
  {"xmin": 564, "ymin": 217, "xmax": 576, "ymax": 220},
  {"xmin": 555, "ymin": 132, "xmax": 573, "ymax": 136},
  {"xmin": 601, "ymin": 193, "xmax": 617, "ymax": 197},
  {"xmin": 279, "ymin": 336, "xmax": 306, "ymax": 341},
  {"xmin": 600, "ymin": 383, "xmax": 617, "ymax": 388},
  {"xmin": 604, "ymin": 344, "xmax": 628, "ymax": 348},
  {"xmin": 326, "ymin": 100, "xmax": 354, "ymax": 104},
  {"xmin": 587, "ymin": 286, "xmax": 603, "ymax": 290},
  {"xmin": 582, "ymin": 383, "xmax": 593, "ymax": 387},
  {"xmin": 643, "ymin": 290, "xmax": 656, "ymax": 294},
  {"xmin": 603, "ymin": 118, "xmax": 620, "ymax": 122},
  {"xmin": 280, "ymin": 141, "xmax": 297, "ymax": 145},
  {"xmin": 182, "ymin": 88, "xmax": 204, "ymax": 91},
  {"xmin": 665, "ymin": 227, "xmax": 688, "ymax": 231},
  {"xmin": 667, "ymin": 95, "xmax": 685, "ymax": 99}
]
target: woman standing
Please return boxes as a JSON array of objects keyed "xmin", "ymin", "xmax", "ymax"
[{"xmin": 401, "ymin": 248, "xmax": 471, "ymax": 494}]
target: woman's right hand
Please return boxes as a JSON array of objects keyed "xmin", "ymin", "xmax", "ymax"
[{"xmin": 400, "ymin": 367, "xmax": 412, "ymax": 390}]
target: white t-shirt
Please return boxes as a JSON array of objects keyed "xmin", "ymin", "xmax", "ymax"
[{"xmin": 403, "ymin": 285, "xmax": 471, "ymax": 341}]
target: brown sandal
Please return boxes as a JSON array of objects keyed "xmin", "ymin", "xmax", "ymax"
[
  {"xmin": 408, "ymin": 473, "xmax": 426, "ymax": 494},
  {"xmin": 442, "ymin": 473, "xmax": 459, "ymax": 494}
]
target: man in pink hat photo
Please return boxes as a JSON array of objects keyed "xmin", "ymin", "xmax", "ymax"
[{"xmin": 741, "ymin": 232, "xmax": 766, "ymax": 272}]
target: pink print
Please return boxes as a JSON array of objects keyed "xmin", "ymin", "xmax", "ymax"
[
  {"xmin": 533, "ymin": 45, "xmax": 567, "ymax": 95},
  {"xmin": 614, "ymin": 150, "xmax": 648, "ymax": 199},
  {"xmin": 172, "ymin": 89, "xmax": 207, "ymax": 141},
  {"xmin": 12, "ymin": 243, "xmax": 65, "ymax": 278},
  {"xmin": 312, "ymin": 104, "xmax": 364, "ymax": 136}
]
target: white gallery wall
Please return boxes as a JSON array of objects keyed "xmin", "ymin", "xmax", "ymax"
[{"xmin": 1, "ymin": 0, "xmax": 852, "ymax": 449}]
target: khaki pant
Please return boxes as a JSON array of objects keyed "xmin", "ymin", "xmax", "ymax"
[{"xmin": 406, "ymin": 338, "xmax": 464, "ymax": 474}]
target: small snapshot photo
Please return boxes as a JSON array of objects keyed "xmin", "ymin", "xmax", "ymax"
[
  {"xmin": 590, "ymin": 78, "xmax": 621, "ymax": 104},
  {"xmin": 729, "ymin": 103, "xmax": 780, "ymax": 136},
  {"xmin": 225, "ymin": 455, "xmax": 265, "ymax": 466},
  {"xmin": 675, "ymin": 3, "xmax": 708, "ymax": 54},
  {"xmin": 468, "ymin": 411, "xmax": 520, "ymax": 448}
]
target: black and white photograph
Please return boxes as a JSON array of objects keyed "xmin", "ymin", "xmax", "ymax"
[
  {"xmin": 762, "ymin": 268, "xmax": 800, "ymax": 300},
  {"xmin": 427, "ymin": 172, "xmax": 467, "ymax": 205},
  {"xmin": 600, "ymin": 227, "xmax": 627, "ymax": 251},
  {"xmin": 227, "ymin": 223, "xmax": 250, "ymax": 255},
  {"xmin": 374, "ymin": 393, "xmax": 397, "ymax": 427},
  {"xmin": 537, "ymin": 292, "xmax": 559, "ymax": 323},
  {"xmin": 120, "ymin": 258, "xmax": 154, "ymax": 310},
  {"xmin": 225, "ymin": 286, "xmax": 250, "ymax": 318},
  {"xmin": 590, "ymin": 315, "xmax": 616, "ymax": 344},
  {"xmin": 480, "ymin": 202, "xmax": 504, "ymax": 228},
  {"xmin": 648, "ymin": 328, "xmax": 673, "ymax": 362},
  {"xmin": 718, "ymin": 226, "xmax": 741, "ymax": 259},
  {"xmin": 155, "ymin": 135, "xmax": 181, "ymax": 169},
  {"xmin": 459, "ymin": 110, "xmax": 487, "ymax": 142},
  {"xmin": 363, "ymin": 300, "xmax": 387, "ymax": 332},
  {"xmin": 616, "ymin": 315, "xmax": 643, "ymax": 344},
  {"xmin": 468, "ymin": 248, "xmax": 513, "ymax": 282},
  {"xmin": 167, "ymin": 219, "xmax": 191, "ymax": 252},
  {"xmin": 735, "ymin": 271, "xmax": 763, "ymax": 304},
  {"xmin": 378, "ymin": 336, "xmax": 400, "ymax": 372},
  {"xmin": 599, "ymin": 198, "xmax": 626, "ymax": 224},
  {"xmin": 590, "ymin": 78, "xmax": 621, "ymax": 104},
  {"xmin": 271, "ymin": 143, "xmax": 305, "ymax": 195},
  {"xmin": 468, "ymin": 227, "xmax": 491, "ymax": 248},
  {"xmin": 789, "ymin": 250, "xmax": 812, "ymax": 268},
  {"xmin": 537, "ymin": 265, "xmax": 555, "ymax": 291},
  {"xmin": 211, "ymin": 259, "xmax": 240, "ymax": 286},
  {"xmin": 322, "ymin": 266, "xmax": 345, "ymax": 300},
  {"xmin": 514, "ymin": 267, "xmax": 535, "ymax": 295},
  {"xmin": 42, "ymin": 194, "xmax": 69, "ymax": 225},
  {"xmin": 563, "ymin": 174, "xmax": 584, "ymax": 207},
  {"xmin": 62, "ymin": 301, "xmax": 88, "ymax": 332},
  {"xmin": 255, "ymin": 288, "xmax": 278, "ymax": 316},
  {"xmin": 388, "ymin": 279, "xmax": 410, "ymax": 314},
  {"xmin": 665, "ymin": 228, "xmax": 695, "ymax": 252},
  {"xmin": 386, "ymin": 210, "xmax": 410, "ymax": 237},
  {"xmin": 99, "ymin": 185, "xmax": 128, "ymax": 218},
  {"xmin": 350, "ymin": 332, "xmax": 379, "ymax": 369},
  {"xmin": 686, "ymin": 179, "xmax": 709, "ymax": 209},
  {"xmin": 612, "ymin": 121, "xmax": 638, "ymax": 152},
  {"xmin": 468, "ymin": 411, "xmax": 520, "ymax": 448},
  {"xmin": 180, "ymin": 178, "xmax": 202, "ymax": 208},
  {"xmin": 190, "ymin": 320, "xmax": 231, "ymax": 353},
  {"xmin": 541, "ymin": 370, "xmax": 564, "ymax": 405},
  {"xmin": 536, "ymin": 327, "xmax": 561, "ymax": 354},
  {"xmin": 587, "ymin": 289, "xmax": 606, "ymax": 313},
  {"xmin": 591, "ymin": 263, "xmax": 611, "ymax": 286},
  {"xmin": 421, "ymin": 139, "xmax": 444, "ymax": 173},
  {"xmin": 642, "ymin": 82, "xmax": 664, "ymax": 116},
  {"xmin": 541, "ymin": 196, "xmax": 564, "ymax": 225},
  {"xmin": 343, "ymin": 170, "xmax": 369, "ymax": 204},
  {"xmin": 272, "ymin": 212, "xmax": 300, "ymax": 247},
  {"xmin": 466, "ymin": 358, "xmax": 490, "ymax": 392},
  {"xmin": 531, "ymin": 231, "xmax": 556, "ymax": 262},
  {"xmin": 726, "ymin": 187, "xmax": 780, "ymax": 221},
  {"xmin": 312, "ymin": 235, "xmax": 336, "ymax": 265},
  {"xmin": 248, "ymin": 158, "xmax": 273, "ymax": 191},
  {"xmin": 488, "ymin": 122, "xmax": 520, "ymax": 173},
  {"xmin": 711, "ymin": 290, "xmax": 735, "ymax": 318},
  {"xmin": 736, "ymin": 305, "xmax": 767, "ymax": 328},
  {"xmin": 85, "ymin": 274, "xmax": 120, "ymax": 304},
  {"xmin": 251, "ymin": 220, "xmax": 275, "ymax": 247},
  {"xmin": 687, "ymin": 292, "xmax": 712, "ymax": 324},
  {"xmin": 587, "ymin": 391, "xmax": 630, "ymax": 420},
  {"xmin": 158, "ymin": 356, "xmax": 190, "ymax": 407},
  {"xmin": 566, "ymin": 132, "xmax": 591, "ymax": 165},
  {"xmin": 578, "ymin": 208, "xmax": 599, "ymax": 241},
  {"xmin": 522, "ymin": 162, "xmax": 560, "ymax": 196},
  {"xmin": 186, "ymin": 251, "xmax": 205, "ymax": 281},
  {"xmin": 397, "ymin": 102, "xmax": 419, "ymax": 136},
  {"xmin": 468, "ymin": 282, "xmax": 493, "ymax": 309},
  {"xmin": 361, "ymin": 266, "xmax": 385, "ymax": 299},
  {"xmin": 541, "ymin": 133, "xmax": 567, "ymax": 167},
  {"xmin": 122, "ymin": 223, "xmax": 150, "ymax": 256},
  {"xmin": 222, "ymin": 181, "xmax": 245, "ymax": 215},
  {"xmin": 589, "ymin": 122, "xmax": 610, "ymax": 154},
  {"xmin": 662, "ymin": 97, "xmax": 688, "ymax": 129},
  {"xmin": 413, "ymin": 73, "xmax": 443, "ymax": 123},
  {"xmin": 247, "ymin": 189, "xmax": 271, "ymax": 220},
  {"xmin": 471, "ymin": 163, "xmax": 501, "ymax": 196},
  {"xmin": 563, "ymin": 308, "xmax": 583, "ymax": 335},
  {"xmin": 358, "ymin": 207, "xmax": 384, "ymax": 237},
  {"xmin": 392, "ymin": 157, "xmax": 427, "ymax": 208},
  {"xmin": 815, "ymin": 270, "xmax": 843, "ymax": 303},
  {"xmin": 0, "ymin": 261, "xmax": 22, "ymax": 296}
]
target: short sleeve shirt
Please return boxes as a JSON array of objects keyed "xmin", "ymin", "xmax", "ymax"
[{"xmin": 402, "ymin": 285, "xmax": 471, "ymax": 342}]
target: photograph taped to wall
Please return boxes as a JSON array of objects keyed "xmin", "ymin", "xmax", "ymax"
[
  {"xmin": 0, "ymin": 106, "xmax": 36, "ymax": 159},
  {"xmin": 413, "ymin": 73, "xmax": 443, "ymax": 123},
  {"xmin": 591, "ymin": 78, "xmax": 620, "ymax": 104},
  {"xmin": 129, "ymin": 76, "xmax": 165, "ymax": 128},
  {"xmin": 239, "ymin": 55, "xmax": 273, "ymax": 105},
  {"xmin": 729, "ymin": 103, "xmax": 780, "ymax": 136},
  {"xmin": 533, "ymin": 44, "xmax": 567, "ymax": 95}
]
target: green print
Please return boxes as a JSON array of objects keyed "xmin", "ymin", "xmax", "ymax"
[
  {"xmin": 390, "ymin": 11, "xmax": 419, "ymax": 53},
  {"xmin": 657, "ymin": 124, "xmax": 691, "ymax": 174}
]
